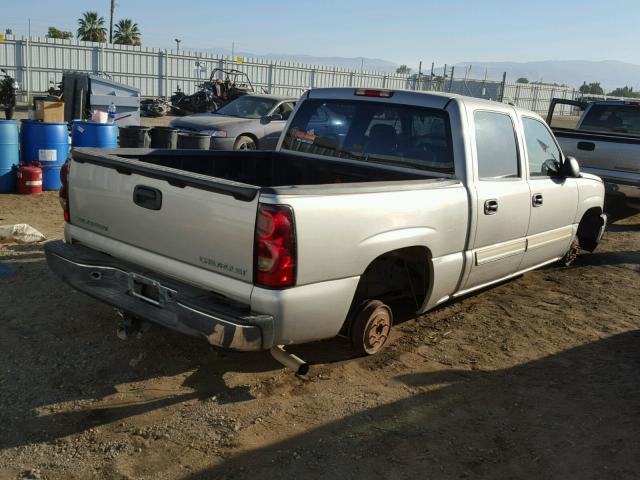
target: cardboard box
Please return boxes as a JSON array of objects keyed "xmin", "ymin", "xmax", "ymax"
[{"xmin": 35, "ymin": 100, "xmax": 65, "ymax": 123}]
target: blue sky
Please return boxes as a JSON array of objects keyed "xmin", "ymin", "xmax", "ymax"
[{"xmin": 3, "ymin": 0, "xmax": 639, "ymax": 67}]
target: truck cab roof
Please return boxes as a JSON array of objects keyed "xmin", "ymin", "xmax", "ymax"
[{"xmin": 305, "ymin": 87, "xmax": 543, "ymax": 120}]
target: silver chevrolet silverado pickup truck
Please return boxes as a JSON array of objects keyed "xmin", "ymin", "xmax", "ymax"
[{"xmin": 45, "ymin": 88, "xmax": 607, "ymax": 368}]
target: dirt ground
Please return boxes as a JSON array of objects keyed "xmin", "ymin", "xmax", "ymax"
[{"xmin": 0, "ymin": 190, "xmax": 639, "ymax": 480}]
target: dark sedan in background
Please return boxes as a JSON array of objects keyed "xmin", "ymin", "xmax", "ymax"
[{"xmin": 170, "ymin": 94, "xmax": 297, "ymax": 150}]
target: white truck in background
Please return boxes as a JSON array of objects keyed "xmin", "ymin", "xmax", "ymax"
[
  {"xmin": 547, "ymin": 98, "xmax": 640, "ymax": 199},
  {"xmin": 45, "ymin": 88, "xmax": 607, "ymax": 372}
]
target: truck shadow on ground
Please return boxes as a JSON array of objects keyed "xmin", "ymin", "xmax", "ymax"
[
  {"xmin": 607, "ymin": 223, "xmax": 640, "ymax": 233},
  {"xmin": 604, "ymin": 195, "xmax": 640, "ymax": 222},
  {"xmin": 574, "ymin": 250, "xmax": 640, "ymax": 266},
  {"xmin": 184, "ymin": 330, "xmax": 640, "ymax": 480}
]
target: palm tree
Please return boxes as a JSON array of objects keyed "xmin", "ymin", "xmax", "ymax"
[
  {"xmin": 113, "ymin": 19, "xmax": 141, "ymax": 46},
  {"xmin": 77, "ymin": 11, "xmax": 107, "ymax": 42}
]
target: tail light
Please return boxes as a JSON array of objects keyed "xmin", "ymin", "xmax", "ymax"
[
  {"xmin": 255, "ymin": 204, "xmax": 296, "ymax": 288},
  {"xmin": 355, "ymin": 89, "xmax": 394, "ymax": 98},
  {"xmin": 59, "ymin": 160, "xmax": 70, "ymax": 222}
]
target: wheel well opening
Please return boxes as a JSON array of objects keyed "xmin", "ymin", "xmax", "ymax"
[
  {"xmin": 577, "ymin": 207, "xmax": 604, "ymax": 252},
  {"xmin": 342, "ymin": 246, "xmax": 431, "ymax": 335}
]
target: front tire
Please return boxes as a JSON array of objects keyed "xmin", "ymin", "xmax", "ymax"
[
  {"xmin": 350, "ymin": 300, "xmax": 393, "ymax": 355},
  {"xmin": 234, "ymin": 135, "xmax": 257, "ymax": 150}
]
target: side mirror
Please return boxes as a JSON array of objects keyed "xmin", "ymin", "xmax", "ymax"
[
  {"xmin": 261, "ymin": 114, "xmax": 283, "ymax": 124},
  {"xmin": 561, "ymin": 156, "xmax": 581, "ymax": 178}
]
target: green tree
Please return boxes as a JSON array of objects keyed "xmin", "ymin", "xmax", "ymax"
[
  {"xmin": 77, "ymin": 11, "xmax": 107, "ymax": 42},
  {"xmin": 516, "ymin": 77, "xmax": 529, "ymax": 84},
  {"xmin": 47, "ymin": 27, "xmax": 73, "ymax": 40},
  {"xmin": 608, "ymin": 86, "xmax": 640, "ymax": 98},
  {"xmin": 113, "ymin": 19, "xmax": 141, "ymax": 46},
  {"xmin": 579, "ymin": 82, "xmax": 604, "ymax": 95},
  {"xmin": 396, "ymin": 65, "xmax": 411, "ymax": 75}
]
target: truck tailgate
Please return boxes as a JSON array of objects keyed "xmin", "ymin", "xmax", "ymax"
[{"xmin": 68, "ymin": 152, "xmax": 259, "ymax": 288}]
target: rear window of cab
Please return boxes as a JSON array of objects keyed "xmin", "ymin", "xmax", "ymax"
[{"xmin": 281, "ymin": 99, "xmax": 454, "ymax": 174}]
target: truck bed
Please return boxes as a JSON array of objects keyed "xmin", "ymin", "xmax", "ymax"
[
  {"xmin": 73, "ymin": 148, "xmax": 434, "ymax": 199},
  {"xmin": 552, "ymin": 128, "xmax": 640, "ymax": 188}
]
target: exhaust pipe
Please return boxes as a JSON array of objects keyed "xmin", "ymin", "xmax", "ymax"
[{"xmin": 270, "ymin": 345, "xmax": 309, "ymax": 375}]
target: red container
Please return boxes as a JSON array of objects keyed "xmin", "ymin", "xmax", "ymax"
[{"xmin": 17, "ymin": 164, "xmax": 43, "ymax": 194}]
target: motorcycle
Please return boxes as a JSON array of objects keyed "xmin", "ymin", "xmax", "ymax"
[
  {"xmin": 0, "ymin": 69, "xmax": 19, "ymax": 120},
  {"xmin": 170, "ymin": 84, "xmax": 219, "ymax": 116}
]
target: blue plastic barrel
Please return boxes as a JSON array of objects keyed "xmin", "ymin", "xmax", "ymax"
[
  {"xmin": 0, "ymin": 120, "xmax": 19, "ymax": 192},
  {"xmin": 20, "ymin": 120, "xmax": 70, "ymax": 191},
  {"xmin": 71, "ymin": 120, "xmax": 118, "ymax": 148},
  {"xmin": 41, "ymin": 165, "xmax": 62, "ymax": 191}
]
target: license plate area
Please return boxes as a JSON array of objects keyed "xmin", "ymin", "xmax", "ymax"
[{"xmin": 127, "ymin": 272, "xmax": 175, "ymax": 307}]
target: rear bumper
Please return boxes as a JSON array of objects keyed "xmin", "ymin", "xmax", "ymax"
[{"xmin": 44, "ymin": 240, "xmax": 272, "ymax": 351}]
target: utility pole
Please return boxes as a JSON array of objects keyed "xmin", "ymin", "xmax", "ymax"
[
  {"xmin": 360, "ymin": 57, "xmax": 364, "ymax": 72},
  {"xmin": 417, "ymin": 60, "xmax": 422, "ymax": 91},
  {"xmin": 174, "ymin": 38, "xmax": 181, "ymax": 52},
  {"xmin": 231, "ymin": 41, "xmax": 235, "ymax": 59},
  {"xmin": 109, "ymin": 0, "xmax": 115, "ymax": 43}
]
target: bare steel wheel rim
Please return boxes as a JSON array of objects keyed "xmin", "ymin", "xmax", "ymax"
[{"xmin": 364, "ymin": 308, "xmax": 391, "ymax": 353}]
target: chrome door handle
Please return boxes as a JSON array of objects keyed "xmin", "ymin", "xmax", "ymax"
[
  {"xmin": 532, "ymin": 193, "xmax": 544, "ymax": 207},
  {"xmin": 484, "ymin": 199, "xmax": 498, "ymax": 215}
]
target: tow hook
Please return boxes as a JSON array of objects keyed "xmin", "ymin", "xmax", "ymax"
[
  {"xmin": 270, "ymin": 345, "xmax": 309, "ymax": 375},
  {"xmin": 116, "ymin": 310, "xmax": 152, "ymax": 340}
]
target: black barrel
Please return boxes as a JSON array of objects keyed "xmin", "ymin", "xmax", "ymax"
[
  {"xmin": 119, "ymin": 126, "xmax": 151, "ymax": 148},
  {"xmin": 150, "ymin": 126, "xmax": 178, "ymax": 149},
  {"xmin": 177, "ymin": 132, "xmax": 211, "ymax": 150}
]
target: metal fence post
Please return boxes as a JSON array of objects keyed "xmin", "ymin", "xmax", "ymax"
[
  {"xmin": 532, "ymin": 84, "xmax": 540, "ymax": 112},
  {"xmin": 448, "ymin": 66, "xmax": 455, "ymax": 92},
  {"xmin": 499, "ymin": 71, "xmax": 507, "ymax": 102},
  {"xmin": 164, "ymin": 50, "xmax": 169, "ymax": 99},
  {"xmin": 26, "ymin": 36, "xmax": 31, "ymax": 103},
  {"xmin": 548, "ymin": 88, "xmax": 555, "ymax": 114},
  {"xmin": 267, "ymin": 63, "xmax": 274, "ymax": 94},
  {"xmin": 310, "ymin": 68, "xmax": 316, "ymax": 89}
]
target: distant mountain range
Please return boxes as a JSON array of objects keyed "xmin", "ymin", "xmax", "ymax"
[
  {"xmin": 196, "ymin": 47, "xmax": 398, "ymax": 72},
  {"xmin": 189, "ymin": 46, "xmax": 640, "ymax": 90}
]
